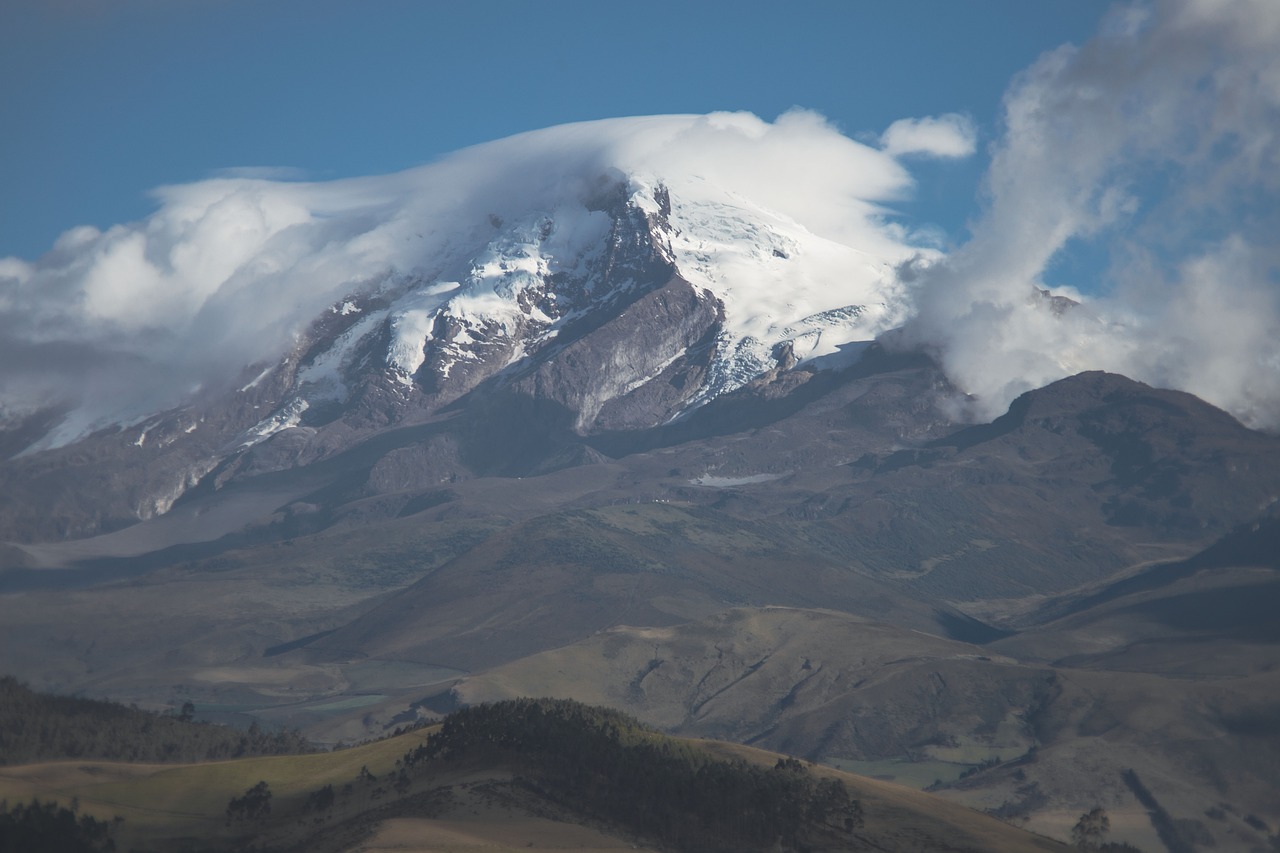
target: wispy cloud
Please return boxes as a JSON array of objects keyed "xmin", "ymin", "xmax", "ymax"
[
  {"xmin": 897, "ymin": 0, "xmax": 1280, "ymax": 430},
  {"xmin": 209, "ymin": 166, "xmax": 311, "ymax": 181}
]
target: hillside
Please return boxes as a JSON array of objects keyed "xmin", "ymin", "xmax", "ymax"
[
  {"xmin": 0, "ymin": 696, "xmax": 1070, "ymax": 853},
  {"xmin": 2, "ymin": 365, "xmax": 1279, "ymax": 850},
  {"xmin": 445, "ymin": 603, "xmax": 1280, "ymax": 852},
  {"xmin": 0, "ymin": 677, "xmax": 311, "ymax": 766}
]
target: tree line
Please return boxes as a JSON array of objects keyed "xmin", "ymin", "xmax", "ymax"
[
  {"xmin": 0, "ymin": 677, "xmax": 312, "ymax": 765},
  {"xmin": 0, "ymin": 799, "xmax": 120, "ymax": 852},
  {"xmin": 413, "ymin": 697, "xmax": 864, "ymax": 852}
]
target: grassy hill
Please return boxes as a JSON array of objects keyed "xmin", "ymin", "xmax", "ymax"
[
  {"xmin": 0, "ymin": 697, "xmax": 1070, "ymax": 853},
  {"xmin": 446, "ymin": 604, "xmax": 1280, "ymax": 852}
]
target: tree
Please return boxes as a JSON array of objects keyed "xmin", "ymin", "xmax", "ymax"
[
  {"xmin": 1072, "ymin": 806, "xmax": 1111, "ymax": 849},
  {"xmin": 225, "ymin": 781, "xmax": 272, "ymax": 824},
  {"xmin": 304, "ymin": 784, "xmax": 335, "ymax": 814}
]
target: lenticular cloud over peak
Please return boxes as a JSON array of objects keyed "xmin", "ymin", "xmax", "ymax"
[{"xmin": 0, "ymin": 111, "xmax": 920, "ymax": 442}]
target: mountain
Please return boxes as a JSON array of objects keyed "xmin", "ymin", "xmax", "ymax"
[
  {"xmin": 0, "ymin": 114, "xmax": 922, "ymax": 545},
  {"xmin": 3, "ymin": 116, "xmax": 1280, "ymax": 851},
  {"xmin": 0, "ymin": 177, "xmax": 910, "ymax": 544}
]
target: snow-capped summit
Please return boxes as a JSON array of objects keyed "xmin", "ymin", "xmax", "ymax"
[
  {"xmin": 3, "ymin": 112, "xmax": 925, "ymax": 452},
  {"xmin": 243, "ymin": 166, "xmax": 914, "ymax": 448},
  {"xmin": 0, "ymin": 112, "xmax": 937, "ymax": 535}
]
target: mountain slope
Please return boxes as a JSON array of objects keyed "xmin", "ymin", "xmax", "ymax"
[{"xmin": 790, "ymin": 371, "xmax": 1280, "ymax": 615}]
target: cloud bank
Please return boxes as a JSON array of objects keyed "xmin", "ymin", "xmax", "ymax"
[
  {"xmin": 0, "ymin": 111, "xmax": 920, "ymax": 443},
  {"xmin": 898, "ymin": 0, "xmax": 1280, "ymax": 430}
]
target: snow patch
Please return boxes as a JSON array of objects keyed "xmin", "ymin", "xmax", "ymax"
[
  {"xmin": 690, "ymin": 472, "xmax": 786, "ymax": 487},
  {"xmin": 239, "ymin": 366, "xmax": 274, "ymax": 393},
  {"xmin": 136, "ymin": 458, "xmax": 219, "ymax": 519},
  {"xmin": 241, "ymin": 398, "xmax": 309, "ymax": 447},
  {"xmin": 387, "ymin": 289, "xmax": 447, "ymax": 382}
]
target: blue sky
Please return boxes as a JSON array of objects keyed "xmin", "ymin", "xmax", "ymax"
[{"xmin": 1, "ymin": 0, "xmax": 1108, "ymax": 261}]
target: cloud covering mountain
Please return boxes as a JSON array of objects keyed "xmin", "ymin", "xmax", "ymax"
[
  {"xmin": 0, "ymin": 111, "xmax": 922, "ymax": 444},
  {"xmin": 1, "ymin": 0, "xmax": 1277, "ymax": 445}
]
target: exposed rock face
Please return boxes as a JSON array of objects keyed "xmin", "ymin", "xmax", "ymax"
[
  {"xmin": 508, "ymin": 274, "xmax": 724, "ymax": 433},
  {"xmin": 0, "ymin": 358, "xmax": 299, "ymax": 542},
  {"xmin": 407, "ymin": 182, "xmax": 681, "ymax": 413}
]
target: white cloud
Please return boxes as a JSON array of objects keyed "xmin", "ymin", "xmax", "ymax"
[
  {"xmin": 880, "ymin": 113, "xmax": 977, "ymax": 159},
  {"xmin": 896, "ymin": 0, "xmax": 1280, "ymax": 431}
]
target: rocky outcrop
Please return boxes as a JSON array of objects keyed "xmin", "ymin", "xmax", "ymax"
[{"xmin": 508, "ymin": 274, "xmax": 723, "ymax": 433}]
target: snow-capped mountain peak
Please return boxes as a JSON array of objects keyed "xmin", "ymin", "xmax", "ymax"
[
  {"xmin": 227, "ymin": 167, "xmax": 918, "ymax": 451},
  {"xmin": 2, "ymin": 112, "xmax": 925, "ymax": 455}
]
